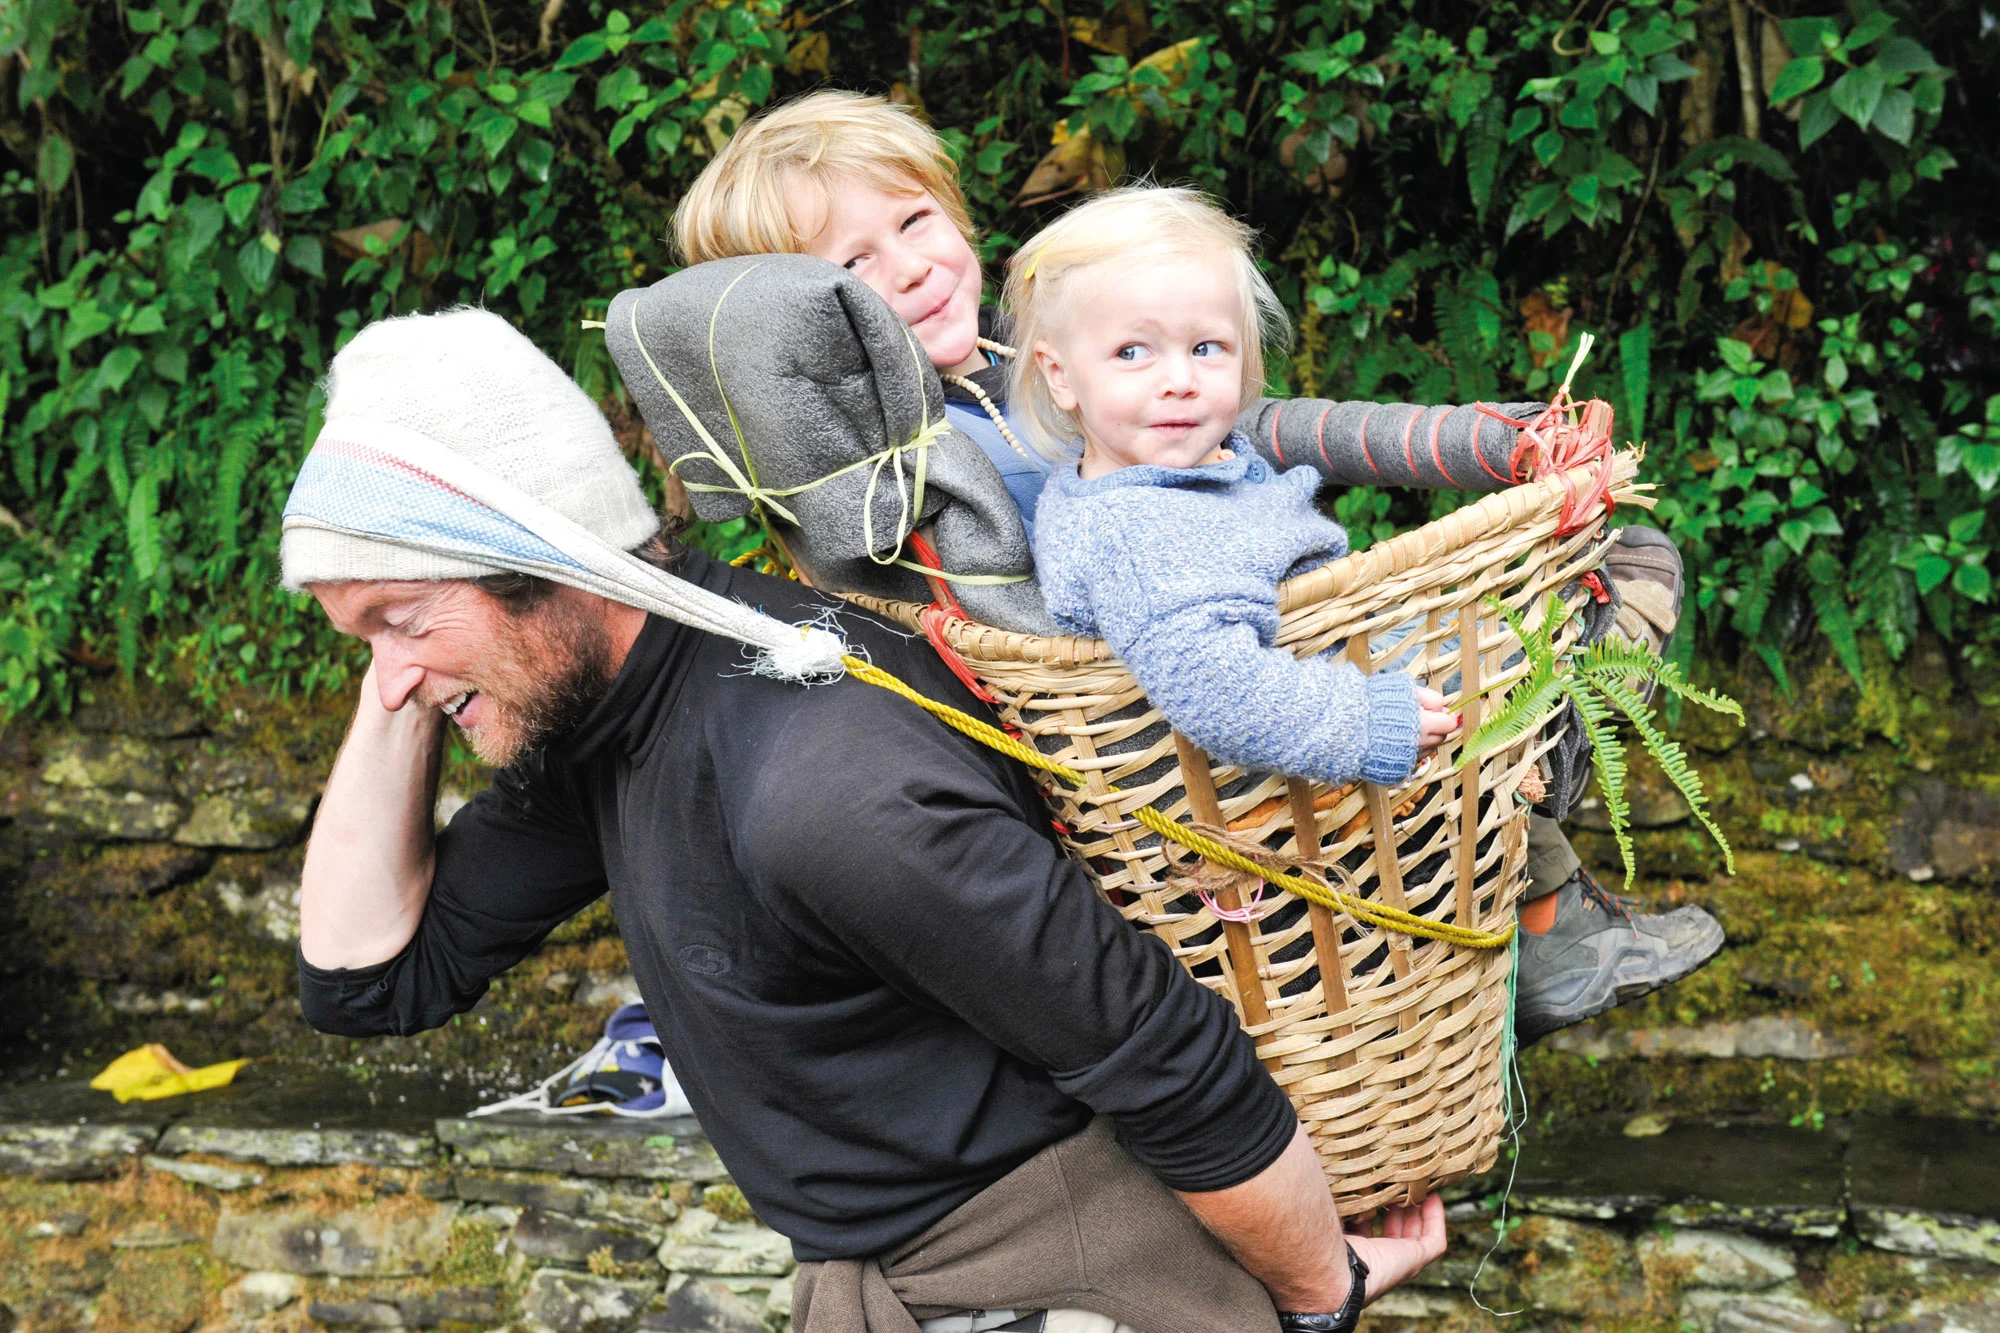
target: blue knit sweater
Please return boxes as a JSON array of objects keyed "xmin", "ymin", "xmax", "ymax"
[{"xmin": 1033, "ymin": 439, "xmax": 1422, "ymax": 787}]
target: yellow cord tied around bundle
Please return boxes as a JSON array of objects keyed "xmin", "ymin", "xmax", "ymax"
[
  {"xmin": 844, "ymin": 654, "xmax": 1515, "ymax": 949},
  {"xmin": 623, "ymin": 263, "xmax": 1026, "ymax": 587}
]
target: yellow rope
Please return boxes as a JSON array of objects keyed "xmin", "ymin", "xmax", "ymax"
[{"xmin": 841, "ymin": 655, "xmax": 1515, "ymax": 949}]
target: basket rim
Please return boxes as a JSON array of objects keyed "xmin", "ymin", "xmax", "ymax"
[{"xmin": 849, "ymin": 450, "xmax": 1645, "ymax": 665}]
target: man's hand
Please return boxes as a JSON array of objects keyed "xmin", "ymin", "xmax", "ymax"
[
  {"xmin": 1177, "ymin": 1124, "xmax": 1449, "ymax": 1312},
  {"xmin": 1343, "ymin": 1195, "xmax": 1448, "ymax": 1302},
  {"xmin": 298, "ymin": 659, "xmax": 447, "ymax": 970},
  {"xmin": 1416, "ymin": 686, "xmax": 1462, "ymax": 756}
]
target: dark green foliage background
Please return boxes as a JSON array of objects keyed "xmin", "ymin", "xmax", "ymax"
[{"xmin": 2, "ymin": 0, "xmax": 1996, "ymax": 712}]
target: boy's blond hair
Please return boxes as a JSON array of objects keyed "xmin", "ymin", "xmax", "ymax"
[
  {"xmin": 674, "ymin": 90, "xmax": 976, "ymax": 264},
  {"xmin": 1002, "ymin": 186, "xmax": 1290, "ymax": 461}
]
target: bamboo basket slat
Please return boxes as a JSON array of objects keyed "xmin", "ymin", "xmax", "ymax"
[{"xmin": 846, "ymin": 452, "xmax": 1644, "ymax": 1216}]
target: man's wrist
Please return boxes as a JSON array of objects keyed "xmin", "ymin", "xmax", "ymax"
[{"xmin": 1276, "ymin": 1245, "xmax": 1368, "ymax": 1333}]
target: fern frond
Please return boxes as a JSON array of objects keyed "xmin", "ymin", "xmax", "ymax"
[
  {"xmin": 1574, "ymin": 638, "xmax": 1745, "ymax": 723},
  {"xmin": 1591, "ymin": 670, "xmax": 1738, "ymax": 875},
  {"xmin": 1570, "ymin": 681, "xmax": 1636, "ymax": 886},
  {"xmin": 212, "ymin": 423, "xmax": 257, "ymax": 556},
  {"xmin": 1805, "ymin": 548, "xmax": 1865, "ymax": 689},
  {"xmin": 1461, "ymin": 673, "xmax": 1566, "ymax": 763}
]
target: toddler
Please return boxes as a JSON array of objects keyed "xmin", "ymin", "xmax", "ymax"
[{"xmin": 1010, "ymin": 187, "xmax": 1458, "ymax": 787}]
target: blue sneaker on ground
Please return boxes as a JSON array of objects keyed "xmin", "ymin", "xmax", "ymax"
[{"xmin": 469, "ymin": 1001, "xmax": 693, "ymax": 1119}]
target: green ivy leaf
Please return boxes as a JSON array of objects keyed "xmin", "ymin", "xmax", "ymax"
[
  {"xmin": 285, "ymin": 234, "xmax": 324, "ymax": 277},
  {"xmin": 1797, "ymin": 91, "xmax": 1839, "ymax": 149},
  {"xmin": 1621, "ymin": 73, "xmax": 1659, "ymax": 116},
  {"xmin": 1504, "ymin": 182, "xmax": 1562, "ymax": 241},
  {"xmin": 1954, "ymin": 563, "xmax": 1992, "ymax": 603},
  {"xmin": 1649, "ymin": 52, "xmax": 1698, "ymax": 82},
  {"xmin": 1768, "ymin": 57, "xmax": 1824, "ymax": 104},
  {"xmin": 516, "ymin": 137, "xmax": 555, "ymax": 184},
  {"xmin": 1531, "ymin": 129, "xmax": 1564, "ymax": 167},
  {"xmin": 236, "ymin": 236, "xmax": 277, "ymax": 291},
  {"xmin": 606, "ymin": 110, "xmax": 643, "ymax": 154},
  {"xmin": 1911, "ymin": 554, "xmax": 1953, "ymax": 596},
  {"xmin": 153, "ymin": 346, "xmax": 188, "ymax": 385},
  {"xmin": 1871, "ymin": 87, "xmax": 1914, "ymax": 146},
  {"xmin": 1558, "ymin": 94, "xmax": 1599, "ymax": 130},
  {"xmin": 1839, "ymin": 11, "xmax": 1899, "ymax": 57},
  {"xmin": 555, "ymin": 33, "xmax": 609, "ymax": 69},
  {"xmin": 62, "ymin": 301, "xmax": 115, "ymax": 350},
  {"xmin": 97, "ymin": 346, "xmax": 144, "ymax": 394},
  {"xmin": 1781, "ymin": 16, "xmax": 1840, "ymax": 57},
  {"xmin": 223, "ymin": 182, "xmax": 262, "ymax": 227},
  {"xmin": 1505, "ymin": 107, "xmax": 1540, "ymax": 144},
  {"xmin": 1874, "ymin": 37, "xmax": 1942, "ymax": 75},
  {"xmin": 1830, "ymin": 62, "xmax": 1886, "ymax": 129},
  {"xmin": 1947, "ymin": 511, "xmax": 1987, "ymax": 544},
  {"xmin": 38, "ymin": 135, "xmax": 75, "ymax": 195},
  {"xmin": 474, "ymin": 113, "xmax": 517, "ymax": 158}
]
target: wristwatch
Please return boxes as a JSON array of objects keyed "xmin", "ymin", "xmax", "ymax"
[{"xmin": 1275, "ymin": 1246, "xmax": 1369, "ymax": 1333}]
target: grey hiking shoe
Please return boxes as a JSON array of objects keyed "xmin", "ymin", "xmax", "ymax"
[{"xmin": 1515, "ymin": 868, "xmax": 1724, "ymax": 1044}]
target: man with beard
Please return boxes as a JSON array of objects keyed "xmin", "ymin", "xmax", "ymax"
[{"xmin": 289, "ymin": 307, "xmax": 1446, "ymax": 1333}]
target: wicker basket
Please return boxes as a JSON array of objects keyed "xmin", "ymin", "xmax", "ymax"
[{"xmin": 850, "ymin": 452, "xmax": 1642, "ymax": 1215}]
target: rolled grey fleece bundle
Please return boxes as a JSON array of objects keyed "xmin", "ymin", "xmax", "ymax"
[
  {"xmin": 1238, "ymin": 398, "xmax": 1546, "ymax": 491},
  {"xmin": 606, "ymin": 254, "xmax": 1060, "ymax": 635}
]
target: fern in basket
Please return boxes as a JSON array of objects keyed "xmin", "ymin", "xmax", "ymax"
[{"xmin": 1459, "ymin": 591, "xmax": 1745, "ymax": 886}]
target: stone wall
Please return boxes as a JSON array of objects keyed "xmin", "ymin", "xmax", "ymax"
[
  {"xmin": 2, "ymin": 644, "xmax": 1999, "ymax": 1333},
  {"xmin": 3, "ymin": 1075, "xmax": 1997, "ymax": 1333},
  {"xmin": 0, "ymin": 1072, "xmax": 797, "ymax": 1333}
]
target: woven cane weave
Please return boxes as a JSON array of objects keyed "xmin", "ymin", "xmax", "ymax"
[{"xmin": 849, "ymin": 452, "xmax": 1644, "ymax": 1216}]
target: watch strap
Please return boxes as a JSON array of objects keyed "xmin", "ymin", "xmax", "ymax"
[{"xmin": 1275, "ymin": 1246, "xmax": 1369, "ymax": 1333}]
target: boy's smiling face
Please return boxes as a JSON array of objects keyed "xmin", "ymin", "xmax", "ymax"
[{"xmin": 792, "ymin": 176, "xmax": 986, "ymax": 378}]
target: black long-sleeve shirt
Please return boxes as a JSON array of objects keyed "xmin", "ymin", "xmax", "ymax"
[{"xmin": 298, "ymin": 551, "xmax": 1295, "ymax": 1260}]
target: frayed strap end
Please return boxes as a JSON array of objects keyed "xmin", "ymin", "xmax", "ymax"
[{"xmin": 755, "ymin": 625, "xmax": 849, "ymax": 683}]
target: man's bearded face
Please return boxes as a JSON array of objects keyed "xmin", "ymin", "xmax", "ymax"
[
  {"xmin": 311, "ymin": 578, "xmax": 619, "ymax": 768},
  {"xmin": 422, "ymin": 590, "xmax": 616, "ymax": 766}
]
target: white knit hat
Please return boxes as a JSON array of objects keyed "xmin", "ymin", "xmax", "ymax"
[{"xmin": 280, "ymin": 307, "xmax": 660, "ymax": 587}]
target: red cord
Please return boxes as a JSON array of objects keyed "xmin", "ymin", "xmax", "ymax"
[
  {"xmin": 904, "ymin": 531, "xmax": 1007, "ymax": 714},
  {"xmin": 1473, "ymin": 391, "xmax": 1617, "ymax": 537}
]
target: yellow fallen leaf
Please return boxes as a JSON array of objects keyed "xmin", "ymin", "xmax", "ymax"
[
  {"xmin": 90, "ymin": 1044, "xmax": 248, "ymax": 1103},
  {"xmin": 1621, "ymin": 1111, "xmax": 1672, "ymax": 1138}
]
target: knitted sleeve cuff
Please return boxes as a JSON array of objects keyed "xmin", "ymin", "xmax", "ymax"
[{"xmin": 1359, "ymin": 670, "xmax": 1422, "ymax": 785}]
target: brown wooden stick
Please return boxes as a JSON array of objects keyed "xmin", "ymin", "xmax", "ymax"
[
  {"xmin": 1289, "ymin": 777, "xmax": 1354, "ymax": 1070},
  {"xmin": 1176, "ymin": 734, "xmax": 1278, "ymax": 1066}
]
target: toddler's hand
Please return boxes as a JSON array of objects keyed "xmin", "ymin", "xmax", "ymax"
[{"xmin": 1415, "ymin": 687, "xmax": 1460, "ymax": 756}]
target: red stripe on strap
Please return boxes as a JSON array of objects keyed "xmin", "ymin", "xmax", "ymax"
[
  {"xmin": 1357, "ymin": 404, "xmax": 1383, "ymax": 478},
  {"xmin": 1400, "ymin": 408, "xmax": 1421, "ymax": 481},
  {"xmin": 1314, "ymin": 404, "xmax": 1336, "ymax": 472},
  {"xmin": 1428, "ymin": 406, "xmax": 1458, "ymax": 486},
  {"xmin": 1269, "ymin": 402, "xmax": 1288, "ymax": 467},
  {"xmin": 1469, "ymin": 402, "xmax": 1523, "ymax": 485}
]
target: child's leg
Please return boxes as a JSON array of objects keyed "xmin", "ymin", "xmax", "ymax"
[{"xmin": 1601, "ymin": 524, "xmax": 1684, "ymax": 682}]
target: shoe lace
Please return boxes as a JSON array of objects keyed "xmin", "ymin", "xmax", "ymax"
[{"xmin": 1575, "ymin": 866, "xmax": 1640, "ymax": 923}]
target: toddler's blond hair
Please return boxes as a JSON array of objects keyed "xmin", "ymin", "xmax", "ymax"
[
  {"xmin": 1002, "ymin": 186, "xmax": 1288, "ymax": 461},
  {"xmin": 674, "ymin": 90, "xmax": 976, "ymax": 264}
]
